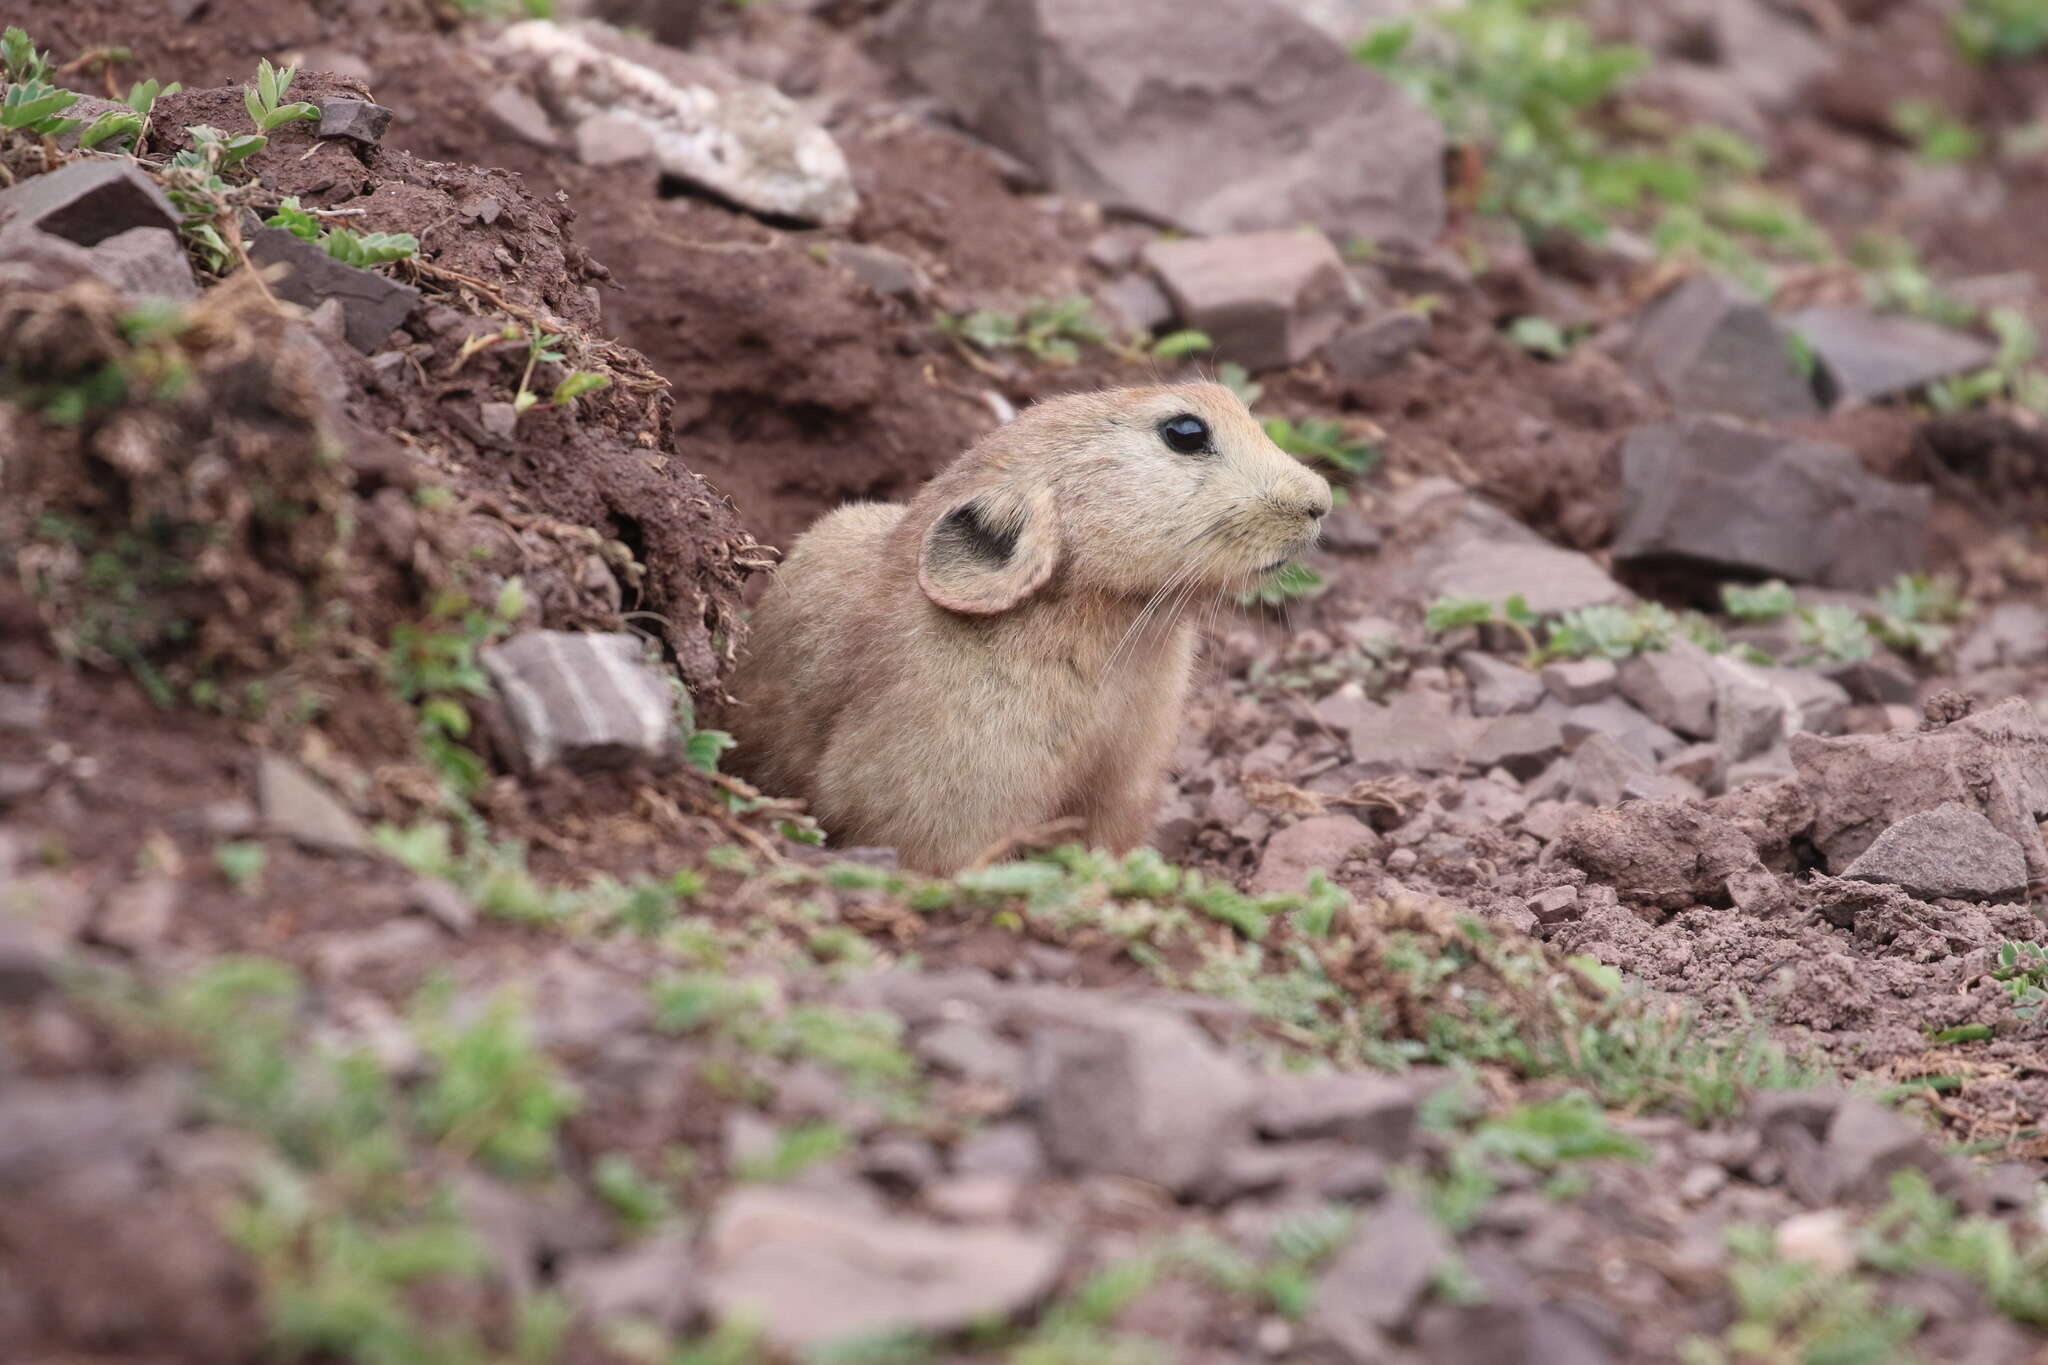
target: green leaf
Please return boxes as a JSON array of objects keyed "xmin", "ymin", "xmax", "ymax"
[
  {"xmin": 78, "ymin": 108, "xmax": 144, "ymax": 150},
  {"xmin": 685, "ymin": 728, "xmax": 736, "ymax": 773},
  {"xmin": 1507, "ymin": 315, "xmax": 1570, "ymax": 358},
  {"xmin": 264, "ymin": 196, "xmax": 323, "ymax": 242},
  {"xmin": 549, "ymin": 371, "xmax": 610, "ymax": 407},
  {"xmin": 1150, "ymin": 329, "xmax": 1213, "ymax": 359}
]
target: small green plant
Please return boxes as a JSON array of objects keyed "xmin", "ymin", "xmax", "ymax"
[
  {"xmin": 162, "ymin": 124, "xmax": 270, "ymax": 271},
  {"xmin": 1892, "ymin": 99, "xmax": 1983, "ymax": 164},
  {"xmin": 1428, "ymin": 1091, "xmax": 1646, "ymax": 1230},
  {"xmin": 1791, "ymin": 604, "xmax": 1875, "ymax": 666},
  {"xmin": 1861, "ymin": 1169, "xmax": 2048, "ymax": 1325},
  {"xmin": 412, "ymin": 982, "xmax": 580, "ymax": 1178},
  {"xmin": 1237, "ymin": 561, "xmax": 1325, "ymax": 608},
  {"xmin": 1217, "ymin": 361, "xmax": 1264, "ymax": 409},
  {"xmin": 1506, "ymin": 315, "xmax": 1573, "ymax": 359},
  {"xmin": 1955, "ymin": 0, "xmax": 2048, "ymax": 62},
  {"xmin": 265, "ymin": 197, "xmax": 420, "ymax": 267},
  {"xmin": 1149, "ymin": 328, "xmax": 1213, "ymax": 360},
  {"xmin": 940, "ymin": 296, "xmax": 1108, "ymax": 365},
  {"xmin": 1, "ymin": 27, "xmax": 82, "ymax": 139},
  {"xmin": 1929, "ymin": 306, "xmax": 2048, "ymax": 413},
  {"xmin": 214, "ymin": 840, "xmax": 268, "ymax": 893},
  {"xmin": 1991, "ymin": 940, "xmax": 2048, "ymax": 1023},
  {"xmin": 1720, "ymin": 579, "xmax": 1797, "ymax": 621},
  {"xmin": 485, "ymin": 322, "xmax": 612, "ymax": 415},
  {"xmin": 1262, "ymin": 416, "xmax": 1380, "ymax": 475},
  {"xmin": 385, "ymin": 579, "xmax": 525, "ymax": 798},
  {"xmin": 592, "ymin": 1152, "xmax": 673, "ymax": 1234},
  {"xmin": 1543, "ymin": 602, "xmax": 1675, "ymax": 662},
  {"xmin": 735, "ymin": 1120, "xmax": 850, "ymax": 1182},
  {"xmin": 1872, "ymin": 572, "xmax": 1963, "ymax": 657},
  {"xmin": 243, "ymin": 58, "xmax": 318, "ymax": 132},
  {"xmin": 1680, "ymin": 1225, "xmax": 1923, "ymax": 1365},
  {"xmin": 1425, "ymin": 595, "xmax": 1672, "ymax": 663}
]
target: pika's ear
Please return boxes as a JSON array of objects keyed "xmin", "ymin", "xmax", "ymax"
[{"xmin": 917, "ymin": 488, "xmax": 1060, "ymax": 615}]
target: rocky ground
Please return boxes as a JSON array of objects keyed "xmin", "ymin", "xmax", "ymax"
[{"xmin": 3, "ymin": 0, "xmax": 2048, "ymax": 1361}]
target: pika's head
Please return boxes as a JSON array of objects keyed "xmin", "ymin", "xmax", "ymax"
[{"xmin": 913, "ymin": 382, "xmax": 1332, "ymax": 615}]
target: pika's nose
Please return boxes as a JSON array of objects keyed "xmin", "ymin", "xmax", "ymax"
[{"xmin": 1288, "ymin": 488, "xmax": 1332, "ymax": 522}]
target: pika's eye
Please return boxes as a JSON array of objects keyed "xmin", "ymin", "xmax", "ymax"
[{"xmin": 1158, "ymin": 413, "xmax": 1212, "ymax": 455}]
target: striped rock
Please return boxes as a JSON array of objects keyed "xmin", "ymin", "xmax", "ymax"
[{"xmin": 481, "ymin": 631, "xmax": 674, "ymax": 772}]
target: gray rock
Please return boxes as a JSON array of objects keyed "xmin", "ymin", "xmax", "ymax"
[
  {"xmin": 951, "ymin": 1121, "xmax": 1045, "ymax": 1178},
  {"xmin": 1415, "ymin": 497, "xmax": 1629, "ymax": 617},
  {"xmin": 1954, "ymin": 603, "xmax": 2048, "ymax": 673},
  {"xmin": 1618, "ymin": 643, "xmax": 1717, "ymax": 739},
  {"xmin": 315, "ymin": 97, "xmax": 394, "ymax": 145},
  {"xmin": 1661, "ymin": 742, "xmax": 1724, "ymax": 790},
  {"xmin": 0, "ymin": 682, "xmax": 51, "ymax": 733},
  {"xmin": 1823, "ymin": 651, "xmax": 1918, "ymax": 706},
  {"xmin": 1760, "ymin": 667, "xmax": 1850, "ymax": 736},
  {"xmin": 1468, "ymin": 712, "xmax": 1564, "ymax": 780},
  {"xmin": 0, "ymin": 1076, "xmax": 181, "ymax": 1182},
  {"xmin": 829, "ymin": 243, "xmax": 925, "ymax": 303},
  {"xmin": 1097, "ymin": 271, "xmax": 1176, "ymax": 334},
  {"xmin": 313, "ymin": 919, "xmax": 441, "ymax": 979},
  {"xmin": 916, "ymin": 1020, "xmax": 1026, "ymax": 1091},
  {"xmin": 1310, "ymin": 1192, "xmax": 1454, "ymax": 1348},
  {"xmin": 482, "ymin": 85, "xmax": 562, "ymax": 148},
  {"xmin": 701, "ymin": 1187, "xmax": 1063, "ymax": 1351},
  {"xmin": 1140, "ymin": 229, "xmax": 1353, "ymax": 372},
  {"xmin": 1708, "ymin": 0, "xmax": 1836, "ymax": 112},
  {"xmin": 878, "ymin": 0, "xmax": 1445, "ymax": 247},
  {"xmin": 564, "ymin": 1231, "xmax": 696, "ymax": 1331},
  {"xmin": 1456, "ymin": 651, "xmax": 1542, "ymax": 716},
  {"xmin": 0, "ymin": 918, "xmax": 58, "ymax": 1003},
  {"xmin": 1253, "ymin": 1069, "xmax": 1429, "ymax": 1160},
  {"xmin": 1623, "ymin": 275, "xmax": 1820, "ymax": 420},
  {"xmin": 1842, "ymin": 803, "xmax": 2028, "ymax": 902},
  {"xmin": 492, "ymin": 22, "xmax": 858, "ymax": 226},
  {"xmin": 248, "ymin": 227, "xmax": 419, "ymax": 352},
  {"xmin": 1345, "ymin": 689, "xmax": 1479, "ymax": 775},
  {"xmin": 1566, "ymin": 733, "xmax": 1652, "ymax": 807},
  {"xmin": 92, "ymin": 877, "xmax": 178, "ymax": 952},
  {"xmin": 257, "ymin": 752, "xmax": 369, "ymax": 853},
  {"xmin": 1250, "ymin": 814, "xmax": 1379, "ymax": 894},
  {"xmin": 1792, "ymin": 696, "xmax": 2048, "ymax": 881},
  {"xmin": 1788, "ymin": 304, "xmax": 1996, "ymax": 407},
  {"xmin": 1324, "ymin": 309, "xmax": 1428, "ymax": 380},
  {"xmin": 1613, "ymin": 417, "xmax": 1930, "ymax": 590},
  {"xmin": 481, "ymin": 631, "xmax": 675, "ymax": 773},
  {"xmin": 1527, "ymin": 885, "xmax": 1580, "ymax": 924},
  {"xmin": 0, "ymin": 159, "xmax": 180, "ymax": 247},
  {"xmin": 85, "ymin": 226, "xmax": 197, "ymax": 303},
  {"xmin": 1711, "ymin": 658, "xmax": 1791, "ymax": 765},
  {"xmin": 408, "ymin": 877, "xmax": 476, "ymax": 935},
  {"xmin": 1818, "ymin": 1097, "xmax": 1943, "ymax": 1204},
  {"xmin": 1727, "ymin": 743, "xmax": 1797, "ymax": 789},
  {"xmin": 1032, "ymin": 1005, "xmax": 1253, "ymax": 1194},
  {"xmin": 1560, "ymin": 697, "xmax": 1683, "ymax": 766},
  {"xmin": 573, "ymin": 112, "xmax": 656, "ymax": 167},
  {"xmin": 1541, "ymin": 657, "xmax": 1618, "ymax": 705}
]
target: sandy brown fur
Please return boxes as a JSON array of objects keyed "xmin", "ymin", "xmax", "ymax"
[{"xmin": 729, "ymin": 383, "xmax": 1330, "ymax": 874}]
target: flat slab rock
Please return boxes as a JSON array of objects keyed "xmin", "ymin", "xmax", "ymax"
[
  {"xmin": 878, "ymin": 0, "xmax": 1445, "ymax": 246},
  {"xmin": 481, "ymin": 631, "xmax": 675, "ymax": 773},
  {"xmin": 1612, "ymin": 416, "xmax": 1930, "ymax": 590},
  {"xmin": 1141, "ymin": 228, "xmax": 1353, "ymax": 372},
  {"xmin": 1788, "ymin": 303, "xmax": 1995, "ymax": 407},
  {"xmin": 490, "ymin": 21, "xmax": 858, "ymax": 227},
  {"xmin": 701, "ymin": 1186, "xmax": 1062, "ymax": 1351},
  {"xmin": 1842, "ymin": 802, "xmax": 2029, "ymax": 902},
  {"xmin": 1623, "ymin": 274, "xmax": 1820, "ymax": 421},
  {"xmin": 1791, "ymin": 696, "xmax": 2048, "ymax": 882}
]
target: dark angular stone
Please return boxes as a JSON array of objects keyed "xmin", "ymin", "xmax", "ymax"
[
  {"xmin": 316, "ymin": 97, "xmax": 395, "ymax": 145},
  {"xmin": 1623, "ymin": 274, "xmax": 1820, "ymax": 420},
  {"xmin": 247, "ymin": 226, "xmax": 420, "ymax": 352},
  {"xmin": 0, "ymin": 159, "xmax": 180, "ymax": 247}
]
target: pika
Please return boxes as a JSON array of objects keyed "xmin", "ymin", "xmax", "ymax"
[{"xmin": 728, "ymin": 382, "xmax": 1331, "ymax": 874}]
